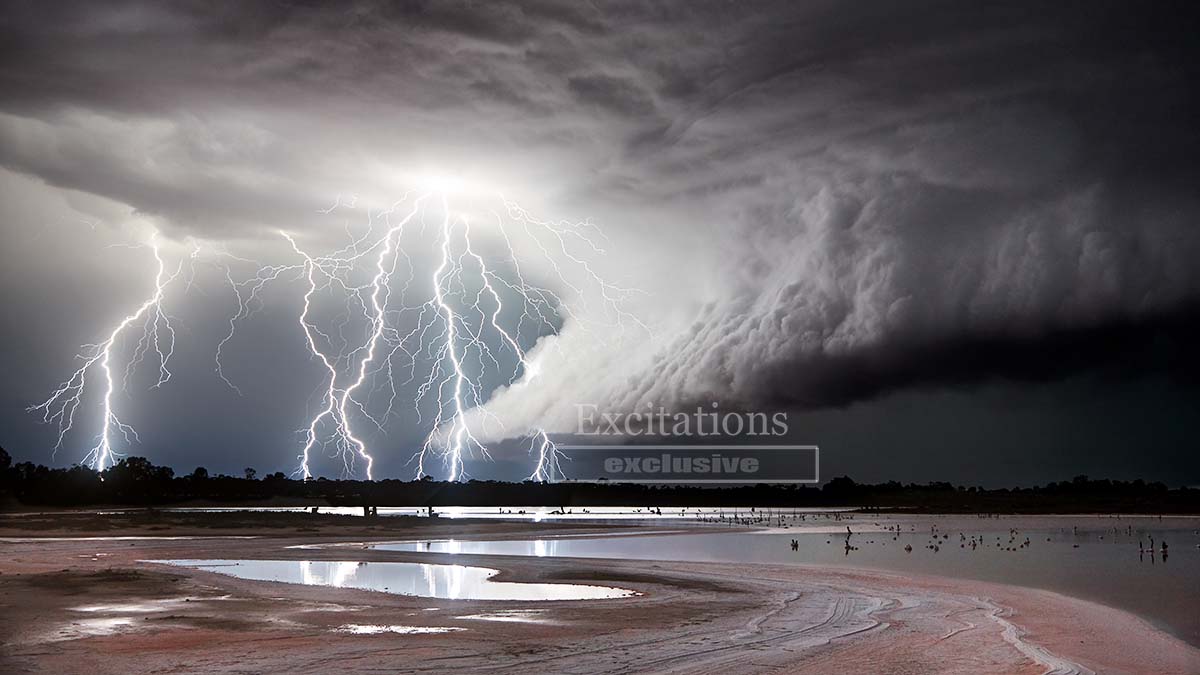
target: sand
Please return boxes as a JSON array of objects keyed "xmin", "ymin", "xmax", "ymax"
[{"xmin": 1, "ymin": 511, "xmax": 1197, "ymax": 674}]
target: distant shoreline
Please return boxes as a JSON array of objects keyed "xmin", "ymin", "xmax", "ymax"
[
  {"xmin": 5, "ymin": 501, "xmax": 1200, "ymax": 516},
  {"xmin": 4, "ymin": 458, "xmax": 1199, "ymax": 513}
]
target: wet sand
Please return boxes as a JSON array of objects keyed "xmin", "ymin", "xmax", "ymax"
[{"xmin": 1, "ymin": 512, "xmax": 1198, "ymax": 674}]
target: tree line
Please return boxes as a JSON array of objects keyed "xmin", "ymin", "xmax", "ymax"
[{"xmin": 0, "ymin": 448, "xmax": 1197, "ymax": 512}]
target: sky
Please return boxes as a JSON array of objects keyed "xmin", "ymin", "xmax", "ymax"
[{"xmin": 1, "ymin": 1, "xmax": 1199, "ymax": 485}]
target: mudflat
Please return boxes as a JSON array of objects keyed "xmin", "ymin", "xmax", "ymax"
[{"xmin": 1, "ymin": 511, "xmax": 1197, "ymax": 674}]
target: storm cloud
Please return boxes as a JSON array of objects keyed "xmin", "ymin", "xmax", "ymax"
[{"xmin": 2, "ymin": 1, "xmax": 1199, "ymax": 482}]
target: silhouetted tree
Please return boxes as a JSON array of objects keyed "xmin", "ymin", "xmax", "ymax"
[
  {"xmin": 0, "ymin": 446, "xmax": 10, "ymax": 488},
  {"xmin": 0, "ymin": 455, "xmax": 1196, "ymax": 512}
]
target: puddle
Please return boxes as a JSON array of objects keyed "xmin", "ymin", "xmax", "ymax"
[
  {"xmin": 50, "ymin": 617, "xmax": 141, "ymax": 641},
  {"xmin": 71, "ymin": 598, "xmax": 198, "ymax": 613},
  {"xmin": 154, "ymin": 559, "xmax": 636, "ymax": 601},
  {"xmin": 335, "ymin": 624, "xmax": 464, "ymax": 635},
  {"xmin": 457, "ymin": 609, "xmax": 556, "ymax": 624}
]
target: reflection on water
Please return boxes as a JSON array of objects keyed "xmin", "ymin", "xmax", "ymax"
[
  {"xmin": 163, "ymin": 505, "xmax": 850, "ymax": 522},
  {"xmin": 374, "ymin": 521, "xmax": 1200, "ymax": 646},
  {"xmin": 155, "ymin": 559, "xmax": 635, "ymax": 601},
  {"xmin": 456, "ymin": 609, "xmax": 555, "ymax": 624},
  {"xmin": 334, "ymin": 624, "xmax": 464, "ymax": 634}
]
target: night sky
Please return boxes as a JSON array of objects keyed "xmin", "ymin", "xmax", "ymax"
[{"xmin": 1, "ymin": 1, "xmax": 1199, "ymax": 485}]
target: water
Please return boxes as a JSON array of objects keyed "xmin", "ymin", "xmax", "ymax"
[
  {"xmin": 372, "ymin": 519, "xmax": 1200, "ymax": 646},
  {"xmin": 163, "ymin": 505, "xmax": 847, "ymax": 521},
  {"xmin": 154, "ymin": 559, "xmax": 636, "ymax": 601},
  {"xmin": 334, "ymin": 624, "xmax": 463, "ymax": 634}
]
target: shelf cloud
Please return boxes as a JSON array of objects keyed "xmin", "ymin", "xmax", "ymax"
[{"xmin": 2, "ymin": 1, "xmax": 1198, "ymax": 480}]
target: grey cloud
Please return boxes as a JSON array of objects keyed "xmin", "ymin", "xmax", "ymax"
[
  {"xmin": 3, "ymin": 1, "xmax": 1200, "ymax": 480},
  {"xmin": 830, "ymin": 105, "xmax": 1082, "ymax": 191},
  {"xmin": 567, "ymin": 74, "xmax": 657, "ymax": 117}
]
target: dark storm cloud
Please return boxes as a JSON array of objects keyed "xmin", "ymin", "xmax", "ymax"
[
  {"xmin": 449, "ymin": 0, "xmax": 1200, "ymax": 426},
  {"xmin": 0, "ymin": 0, "xmax": 670, "ymax": 237},
  {"xmin": 567, "ymin": 74, "xmax": 657, "ymax": 117},
  {"xmin": 3, "ymin": 1, "xmax": 1200, "ymax": 478}
]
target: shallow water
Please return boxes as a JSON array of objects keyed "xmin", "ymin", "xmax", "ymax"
[
  {"xmin": 155, "ymin": 559, "xmax": 635, "ymax": 601},
  {"xmin": 374, "ymin": 520, "xmax": 1200, "ymax": 646},
  {"xmin": 334, "ymin": 624, "xmax": 463, "ymax": 634},
  {"xmin": 164, "ymin": 505, "xmax": 847, "ymax": 521}
]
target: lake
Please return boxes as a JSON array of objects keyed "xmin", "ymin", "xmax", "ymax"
[{"xmin": 369, "ymin": 514, "xmax": 1200, "ymax": 646}]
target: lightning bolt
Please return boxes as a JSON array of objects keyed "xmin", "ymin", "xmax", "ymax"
[
  {"xmin": 420, "ymin": 197, "xmax": 475, "ymax": 480},
  {"xmin": 29, "ymin": 235, "xmax": 181, "ymax": 471},
  {"xmin": 213, "ymin": 181, "xmax": 642, "ymax": 481}
]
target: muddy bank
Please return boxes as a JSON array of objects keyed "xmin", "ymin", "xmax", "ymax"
[{"xmin": 1, "ymin": 516, "xmax": 1197, "ymax": 674}]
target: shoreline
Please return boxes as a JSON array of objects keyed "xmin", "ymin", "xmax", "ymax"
[{"xmin": 1, "ymin": 515, "xmax": 1198, "ymax": 673}]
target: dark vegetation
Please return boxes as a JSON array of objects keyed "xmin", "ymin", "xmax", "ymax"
[{"xmin": 0, "ymin": 448, "xmax": 1197, "ymax": 513}]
